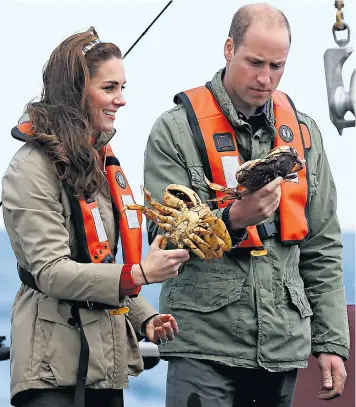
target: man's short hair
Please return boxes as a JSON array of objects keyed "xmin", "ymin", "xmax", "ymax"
[{"xmin": 228, "ymin": 4, "xmax": 291, "ymax": 50}]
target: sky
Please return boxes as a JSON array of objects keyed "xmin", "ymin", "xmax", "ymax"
[{"xmin": 0, "ymin": 0, "xmax": 355, "ymax": 232}]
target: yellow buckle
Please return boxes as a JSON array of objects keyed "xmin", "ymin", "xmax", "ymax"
[
  {"xmin": 250, "ymin": 249, "xmax": 268, "ymax": 257},
  {"xmin": 109, "ymin": 306, "xmax": 129, "ymax": 316}
]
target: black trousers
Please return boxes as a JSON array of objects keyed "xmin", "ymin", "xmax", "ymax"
[
  {"xmin": 166, "ymin": 358, "xmax": 298, "ymax": 407},
  {"xmin": 14, "ymin": 389, "xmax": 124, "ymax": 407}
]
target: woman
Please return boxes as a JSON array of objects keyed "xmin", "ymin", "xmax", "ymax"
[{"xmin": 1, "ymin": 27, "xmax": 189, "ymax": 407}]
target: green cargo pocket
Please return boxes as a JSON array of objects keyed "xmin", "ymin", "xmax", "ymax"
[
  {"xmin": 38, "ymin": 298, "xmax": 107, "ymax": 386},
  {"xmin": 169, "ymin": 262, "xmax": 246, "ymax": 313},
  {"xmin": 285, "ymin": 282, "xmax": 313, "ymax": 318}
]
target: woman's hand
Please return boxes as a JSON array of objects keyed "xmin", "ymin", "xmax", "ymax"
[
  {"xmin": 145, "ymin": 314, "xmax": 179, "ymax": 345},
  {"xmin": 132, "ymin": 235, "xmax": 189, "ymax": 285}
]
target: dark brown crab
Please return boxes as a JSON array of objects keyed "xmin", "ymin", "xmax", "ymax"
[{"xmin": 205, "ymin": 146, "xmax": 305, "ymax": 202}]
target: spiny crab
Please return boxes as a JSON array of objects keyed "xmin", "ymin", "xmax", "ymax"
[
  {"xmin": 205, "ymin": 146, "xmax": 305, "ymax": 202},
  {"xmin": 123, "ymin": 184, "xmax": 232, "ymax": 260}
]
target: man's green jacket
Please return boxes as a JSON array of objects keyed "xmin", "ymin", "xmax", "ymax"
[{"xmin": 144, "ymin": 69, "xmax": 349, "ymax": 371}]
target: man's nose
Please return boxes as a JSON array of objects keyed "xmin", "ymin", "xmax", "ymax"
[{"xmin": 257, "ymin": 67, "xmax": 271, "ymax": 87}]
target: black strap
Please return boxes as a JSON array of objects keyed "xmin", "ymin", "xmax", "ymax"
[
  {"xmin": 18, "ymin": 264, "xmax": 43, "ymax": 292},
  {"xmin": 174, "ymin": 84, "xmax": 217, "ymax": 209},
  {"xmin": 71, "ymin": 305, "xmax": 89, "ymax": 407},
  {"xmin": 17, "ymin": 265, "xmax": 115, "ymax": 309},
  {"xmin": 174, "ymin": 90, "xmax": 213, "ymax": 182},
  {"xmin": 256, "ymin": 221, "xmax": 279, "ymax": 240},
  {"xmin": 62, "ymin": 183, "xmax": 92, "ymax": 264}
]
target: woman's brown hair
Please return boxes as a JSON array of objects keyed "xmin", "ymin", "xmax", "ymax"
[{"xmin": 27, "ymin": 27, "xmax": 122, "ymax": 198}]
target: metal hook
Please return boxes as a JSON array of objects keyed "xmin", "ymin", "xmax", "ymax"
[
  {"xmin": 324, "ymin": 1, "xmax": 355, "ymax": 135},
  {"xmin": 332, "ymin": 22, "xmax": 351, "ymax": 47},
  {"xmin": 324, "ymin": 45, "xmax": 355, "ymax": 135}
]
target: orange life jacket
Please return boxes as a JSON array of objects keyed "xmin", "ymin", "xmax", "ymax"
[
  {"xmin": 174, "ymin": 85, "xmax": 311, "ymax": 248},
  {"xmin": 11, "ymin": 122, "xmax": 143, "ymax": 295}
]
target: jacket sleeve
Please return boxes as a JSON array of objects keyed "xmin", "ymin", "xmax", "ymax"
[
  {"xmin": 2, "ymin": 148, "xmax": 134, "ymax": 306},
  {"xmin": 299, "ymin": 117, "xmax": 349, "ymax": 360},
  {"xmin": 125, "ymin": 295, "xmax": 158, "ymax": 335},
  {"xmin": 144, "ymin": 110, "xmax": 196, "ymax": 244}
]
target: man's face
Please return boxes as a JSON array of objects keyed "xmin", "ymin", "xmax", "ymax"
[{"xmin": 224, "ymin": 22, "xmax": 290, "ymax": 110}]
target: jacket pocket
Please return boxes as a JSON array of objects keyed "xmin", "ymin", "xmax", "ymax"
[
  {"xmin": 38, "ymin": 298, "xmax": 107, "ymax": 386},
  {"xmin": 169, "ymin": 261, "xmax": 246, "ymax": 312},
  {"xmin": 124, "ymin": 316, "xmax": 144, "ymax": 375},
  {"xmin": 284, "ymin": 246, "xmax": 313, "ymax": 319},
  {"xmin": 284, "ymin": 282, "xmax": 313, "ymax": 318}
]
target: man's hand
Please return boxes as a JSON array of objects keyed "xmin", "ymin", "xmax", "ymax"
[
  {"xmin": 228, "ymin": 177, "xmax": 282, "ymax": 230},
  {"xmin": 318, "ymin": 353, "xmax": 347, "ymax": 400},
  {"xmin": 145, "ymin": 314, "xmax": 179, "ymax": 345}
]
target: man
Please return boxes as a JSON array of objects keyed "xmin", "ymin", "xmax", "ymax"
[{"xmin": 144, "ymin": 4, "xmax": 349, "ymax": 406}]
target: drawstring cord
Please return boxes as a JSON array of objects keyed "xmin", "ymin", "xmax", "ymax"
[{"xmin": 102, "ymin": 144, "xmax": 108, "ymax": 175}]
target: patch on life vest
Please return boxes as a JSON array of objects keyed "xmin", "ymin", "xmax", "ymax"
[
  {"xmin": 213, "ymin": 132, "xmax": 236, "ymax": 152},
  {"xmin": 279, "ymin": 125, "xmax": 294, "ymax": 143},
  {"xmin": 115, "ymin": 171, "xmax": 126, "ymax": 189}
]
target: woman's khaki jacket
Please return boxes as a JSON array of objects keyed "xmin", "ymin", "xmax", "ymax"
[{"xmin": 2, "ymin": 122, "xmax": 157, "ymax": 403}]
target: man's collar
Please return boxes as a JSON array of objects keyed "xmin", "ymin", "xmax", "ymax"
[
  {"xmin": 235, "ymin": 103, "xmax": 267, "ymax": 122},
  {"xmin": 210, "ymin": 68, "xmax": 276, "ymax": 141},
  {"xmin": 220, "ymin": 67, "xmax": 269, "ymax": 121}
]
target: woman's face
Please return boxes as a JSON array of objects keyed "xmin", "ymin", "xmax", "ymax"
[{"xmin": 88, "ymin": 57, "xmax": 126, "ymax": 132}]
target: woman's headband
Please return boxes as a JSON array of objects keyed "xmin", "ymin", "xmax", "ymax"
[{"xmin": 82, "ymin": 27, "xmax": 102, "ymax": 55}]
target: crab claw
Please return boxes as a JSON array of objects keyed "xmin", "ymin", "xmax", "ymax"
[{"xmin": 290, "ymin": 158, "xmax": 305, "ymax": 174}]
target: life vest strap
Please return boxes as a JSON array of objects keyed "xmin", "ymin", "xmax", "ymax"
[{"xmin": 256, "ymin": 221, "xmax": 279, "ymax": 240}]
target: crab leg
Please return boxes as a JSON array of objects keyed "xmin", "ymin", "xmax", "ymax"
[
  {"xmin": 204, "ymin": 217, "xmax": 232, "ymax": 250},
  {"xmin": 202, "ymin": 234, "xmax": 224, "ymax": 258},
  {"xmin": 188, "ymin": 233, "xmax": 219, "ymax": 260},
  {"xmin": 204, "ymin": 175, "xmax": 237, "ymax": 195},
  {"xmin": 192, "ymin": 226, "xmax": 213, "ymax": 236},
  {"xmin": 182, "ymin": 238, "xmax": 206, "ymax": 260},
  {"xmin": 142, "ymin": 188, "xmax": 180, "ymax": 218},
  {"xmin": 160, "ymin": 235, "xmax": 170, "ymax": 249},
  {"xmin": 123, "ymin": 204, "xmax": 176, "ymax": 225}
]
